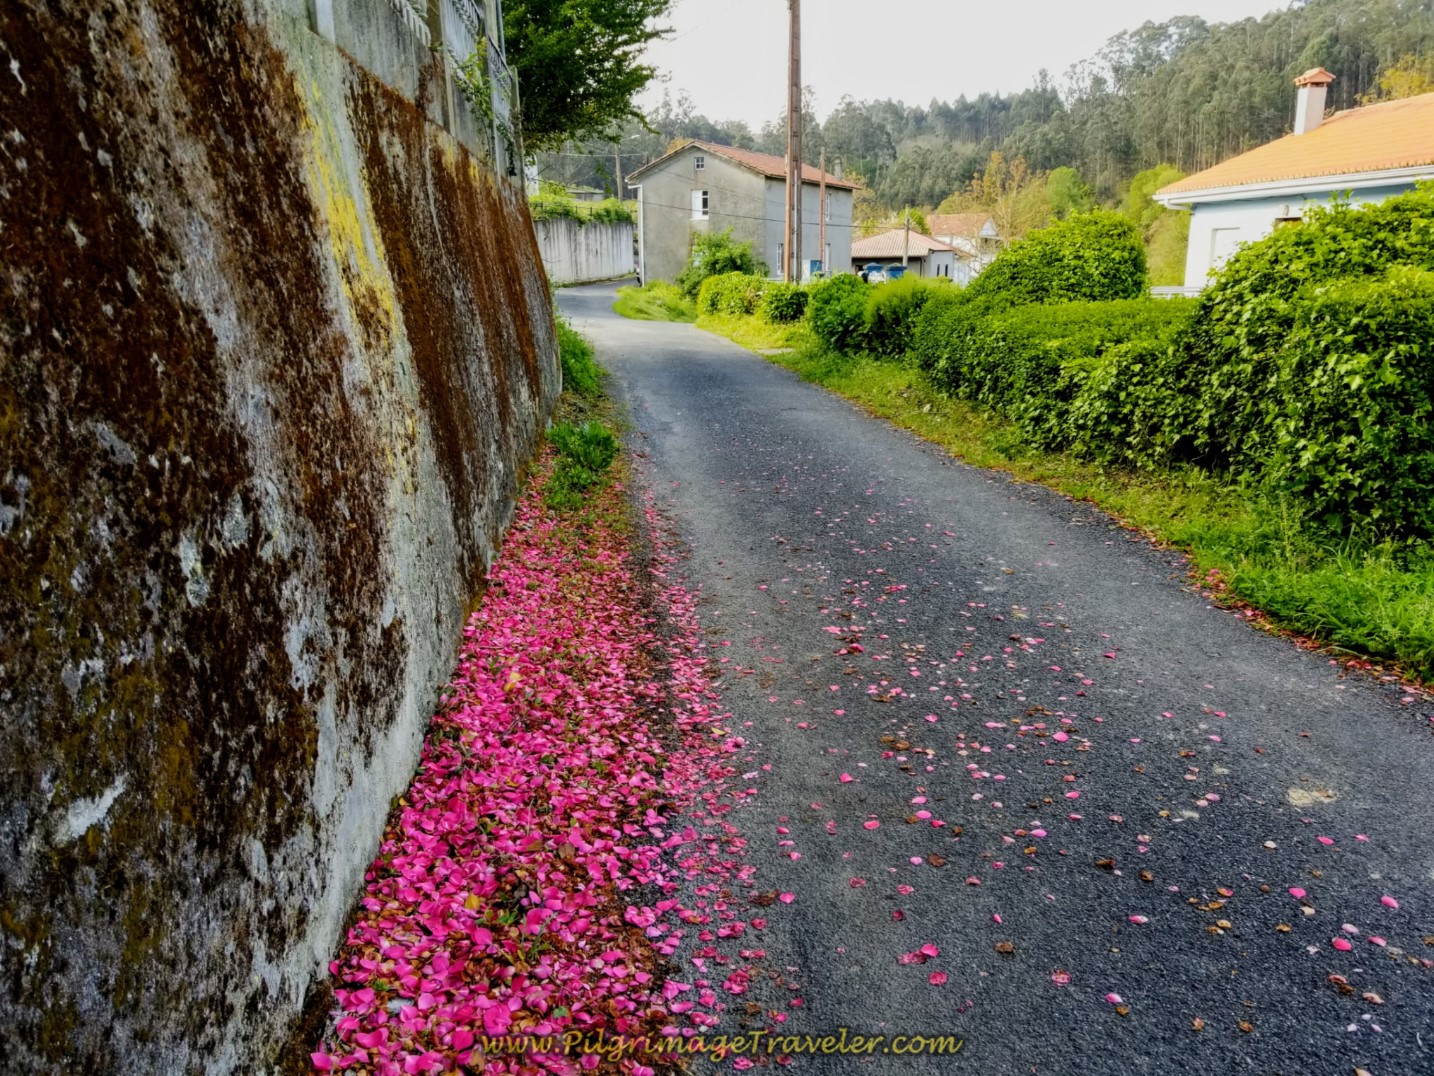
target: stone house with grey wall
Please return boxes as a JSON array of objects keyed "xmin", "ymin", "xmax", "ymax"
[{"xmin": 627, "ymin": 141, "xmax": 856, "ymax": 284}]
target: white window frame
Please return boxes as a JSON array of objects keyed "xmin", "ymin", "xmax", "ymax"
[
  {"xmin": 694, "ymin": 155, "xmax": 706, "ymax": 171},
  {"xmin": 692, "ymin": 189, "xmax": 709, "ymax": 220}
]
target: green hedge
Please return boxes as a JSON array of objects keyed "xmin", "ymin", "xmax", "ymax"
[
  {"xmin": 1265, "ymin": 267, "xmax": 1434, "ymax": 537},
  {"xmin": 760, "ymin": 281, "xmax": 808, "ymax": 323},
  {"xmin": 966, "ymin": 210, "xmax": 1147, "ymax": 307},
  {"xmin": 864, "ymin": 277, "xmax": 950, "ymax": 360},
  {"xmin": 806, "ymin": 274, "xmax": 869, "ymax": 352},
  {"xmin": 698, "ymin": 272, "xmax": 766, "ymax": 316}
]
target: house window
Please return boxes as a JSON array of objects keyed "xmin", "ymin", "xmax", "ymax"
[
  {"xmin": 777, "ymin": 242, "xmax": 784, "ymax": 272},
  {"xmin": 694, "ymin": 155, "xmax": 705, "ymax": 171},
  {"xmin": 691, "ymin": 189, "xmax": 709, "ymax": 219},
  {"xmin": 1274, "ymin": 216, "xmax": 1302, "ymax": 229}
]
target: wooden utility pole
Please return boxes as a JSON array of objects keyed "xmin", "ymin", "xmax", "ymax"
[
  {"xmin": 785, "ymin": 0, "xmax": 802, "ymax": 282},
  {"xmin": 614, "ymin": 147, "xmax": 623, "ymax": 198},
  {"xmin": 902, "ymin": 207, "xmax": 911, "ymax": 269},
  {"xmin": 818, "ymin": 150, "xmax": 827, "ymax": 276}
]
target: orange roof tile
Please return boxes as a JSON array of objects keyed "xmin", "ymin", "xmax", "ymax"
[
  {"xmin": 1158, "ymin": 91, "xmax": 1434, "ymax": 198},
  {"xmin": 851, "ymin": 230, "xmax": 958, "ymax": 259},
  {"xmin": 628, "ymin": 140, "xmax": 859, "ymax": 189}
]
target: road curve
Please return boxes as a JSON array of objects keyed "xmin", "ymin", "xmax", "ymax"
[{"xmin": 558, "ymin": 282, "xmax": 1434, "ymax": 1076}]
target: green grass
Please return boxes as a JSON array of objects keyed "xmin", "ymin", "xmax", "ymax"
[
  {"xmin": 765, "ymin": 342, "xmax": 1434, "ymax": 683},
  {"xmin": 556, "ymin": 314, "xmax": 602, "ymax": 397},
  {"xmin": 695, "ymin": 312, "xmax": 810, "ymax": 352},
  {"xmin": 613, "ymin": 281, "xmax": 695, "ymax": 322}
]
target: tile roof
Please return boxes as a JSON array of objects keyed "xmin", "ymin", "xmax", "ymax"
[
  {"xmin": 627, "ymin": 140, "xmax": 860, "ymax": 189},
  {"xmin": 1158, "ymin": 91, "xmax": 1434, "ymax": 198},
  {"xmin": 851, "ymin": 229, "xmax": 957, "ymax": 259},
  {"xmin": 927, "ymin": 212, "xmax": 996, "ymax": 239}
]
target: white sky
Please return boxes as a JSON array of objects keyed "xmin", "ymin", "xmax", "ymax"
[{"xmin": 640, "ymin": 0, "xmax": 1288, "ymax": 127}]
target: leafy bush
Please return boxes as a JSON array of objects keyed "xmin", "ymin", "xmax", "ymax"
[
  {"xmin": 547, "ymin": 420, "xmax": 620, "ymax": 508},
  {"xmin": 806, "ymin": 274, "xmax": 869, "ymax": 352},
  {"xmin": 909, "ymin": 288, "xmax": 990, "ymax": 380},
  {"xmin": 760, "ymin": 281, "xmax": 809, "ymax": 323},
  {"xmin": 556, "ymin": 315, "xmax": 602, "ymax": 397},
  {"xmin": 698, "ymin": 272, "xmax": 766, "ymax": 316},
  {"xmin": 950, "ymin": 299, "xmax": 1196, "ymax": 448},
  {"xmin": 587, "ymin": 198, "xmax": 635, "ymax": 224},
  {"xmin": 1264, "ymin": 267, "xmax": 1434, "ymax": 537},
  {"xmin": 966, "ymin": 210, "xmax": 1146, "ymax": 308},
  {"xmin": 863, "ymin": 277, "xmax": 948, "ymax": 360},
  {"xmin": 1178, "ymin": 185, "xmax": 1434, "ymax": 472},
  {"xmin": 677, "ymin": 229, "xmax": 766, "ymax": 299}
]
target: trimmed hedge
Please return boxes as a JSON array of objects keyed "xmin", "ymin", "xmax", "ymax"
[
  {"xmin": 806, "ymin": 274, "xmax": 869, "ymax": 352},
  {"xmin": 966, "ymin": 210, "xmax": 1147, "ymax": 307},
  {"xmin": 698, "ymin": 272, "xmax": 766, "ymax": 316},
  {"xmin": 864, "ymin": 277, "xmax": 949, "ymax": 360},
  {"xmin": 760, "ymin": 281, "xmax": 808, "ymax": 323}
]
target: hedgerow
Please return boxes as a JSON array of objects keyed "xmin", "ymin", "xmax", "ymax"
[
  {"xmin": 966, "ymin": 210, "xmax": 1147, "ymax": 307},
  {"xmin": 863, "ymin": 277, "xmax": 949, "ymax": 360},
  {"xmin": 697, "ymin": 272, "xmax": 766, "ymax": 316},
  {"xmin": 759, "ymin": 281, "xmax": 808, "ymax": 323},
  {"xmin": 806, "ymin": 274, "xmax": 869, "ymax": 352}
]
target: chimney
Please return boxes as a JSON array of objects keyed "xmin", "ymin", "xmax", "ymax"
[{"xmin": 1293, "ymin": 68, "xmax": 1336, "ymax": 135}]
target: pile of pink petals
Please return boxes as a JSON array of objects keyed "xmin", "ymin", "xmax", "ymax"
[{"xmin": 313, "ymin": 453, "xmax": 751, "ymax": 1074}]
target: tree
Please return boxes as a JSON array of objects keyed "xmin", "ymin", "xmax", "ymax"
[
  {"xmin": 1361, "ymin": 52, "xmax": 1434, "ymax": 102},
  {"xmin": 504, "ymin": 0, "xmax": 673, "ymax": 151},
  {"xmin": 964, "ymin": 152, "xmax": 1050, "ymax": 242},
  {"xmin": 1044, "ymin": 166, "xmax": 1095, "ymax": 219}
]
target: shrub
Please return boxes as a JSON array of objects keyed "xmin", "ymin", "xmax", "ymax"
[
  {"xmin": 863, "ymin": 277, "xmax": 949, "ymax": 360},
  {"xmin": 909, "ymin": 288, "xmax": 990, "ymax": 382},
  {"xmin": 806, "ymin": 274, "xmax": 869, "ymax": 352},
  {"xmin": 698, "ymin": 272, "xmax": 766, "ymax": 316},
  {"xmin": 1264, "ymin": 267, "xmax": 1434, "ymax": 538},
  {"xmin": 677, "ymin": 229, "xmax": 767, "ymax": 299},
  {"xmin": 587, "ymin": 198, "xmax": 635, "ymax": 224},
  {"xmin": 955, "ymin": 299, "xmax": 1195, "ymax": 447},
  {"xmin": 966, "ymin": 210, "xmax": 1146, "ymax": 308},
  {"xmin": 760, "ymin": 281, "xmax": 808, "ymax": 323},
  {"xmin": 556, "ymin": 315, "xmax": 601, "ymax": 397},
  {"xmin": 1178, "ymin": 184, "xmax": 1434, "ymax": 472}
]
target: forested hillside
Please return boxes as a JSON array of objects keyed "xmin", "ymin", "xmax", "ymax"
[{"xmin": 538, "ymin": 0, "xmax": 1434, "ymax": 210}]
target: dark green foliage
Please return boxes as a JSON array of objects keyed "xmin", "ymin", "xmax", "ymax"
[
  {"xmin": 863, "ymin": 277, "xmax": 950, "ymax": 360},
  {"xmin": 967, "ymin": 211, "xmax": 1147, "ymax": 308},
  {"xmin": 806, "ymin": 275, "xmax": 870, "ymax": 352},
  {"xmin": 1264, "ymin": 268, "xmax": 1434, "ymax": 537},
  {"xmin": 697, "ymin": 272, "xmax": 766, "ymax": 316},
  {"xmin": 934, "ymin": 299, "xmax": 1196, "ymax": 451},
  {"xmin": 909, "ymin": 288, "xmax": 992, "ymax": 378},
  {"xmin": 759, "ymin": 282, "xmax": 808, "ymax": 323},
  {"xmin": 1179, "ymin": 186, "xmax": 1434, "ymax": 471},
  {"xmin": 504, "ymin": 0, "xmax": 672, "ymax": 151},
  {"xmin": 676, "ymin": 230, "xmax": 766, "ymax": 299},
  {"xmin": 556, "ymin": 315, "xmax": 602, "ymax": 397},
  {"xmin": 546, "ymin": 420, "xmax": 620, "ymax": 508}
]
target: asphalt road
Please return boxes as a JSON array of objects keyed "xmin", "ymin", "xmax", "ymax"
[{"xmin": 557, "ymin": 282, "xmax": 1434, "ymax": 1076}]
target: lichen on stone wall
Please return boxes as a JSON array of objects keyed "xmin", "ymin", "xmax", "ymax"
[{"xmin": 0, "ymin": 0, "xmax": 558, "ymax": 1071}]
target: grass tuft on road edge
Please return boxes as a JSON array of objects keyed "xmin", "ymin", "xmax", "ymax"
[
  {"xmin": 767, "ymin": 344, "xmax": 1434, "ymax": 684},
  {"xmin": 613, "ymin": 281, "xmax": 695, "ymax": 322}
]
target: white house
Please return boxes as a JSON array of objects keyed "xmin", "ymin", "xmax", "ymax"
[
  {"xmin": 625, "ymin": 141, "xmax": 856, "ymax": 285},
  {"xmin": 1155, "ymin": 69, "xmax": 1434, "ymax": 292},
  {"xmin": 926, "ymin": 212, "xmax": 1001, "ymax": 282},
  {"xmin": 850, "ymin": 230, "xmax": 962, "ymax": 279}
]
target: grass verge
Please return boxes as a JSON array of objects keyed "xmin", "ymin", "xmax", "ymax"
[
  {"xmin": 767, "ymin": 342, "xmax": 1434, "ymax": 684},
  {"xmin": 613, "ymin": 280, "xmax": 695, "ymax": 322}
]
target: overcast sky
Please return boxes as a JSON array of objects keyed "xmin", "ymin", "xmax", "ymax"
[{"xmin": 639, "ymin": 0, "xmax": 1288, "ymax": 127}]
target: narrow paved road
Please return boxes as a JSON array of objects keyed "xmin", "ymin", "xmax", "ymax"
[{"xmin": 558, "ymin": 282, "xmax": 1434, "ymax": 1075}]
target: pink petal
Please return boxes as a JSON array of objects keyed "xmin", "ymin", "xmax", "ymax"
[
  {"xmin": 1105, "ymin": 993, "xmax": 1123, "ymax": 1004},
  {"xmin": 839, "ymin": 773, "xmax": 854, "ymax": 783},
  {"xmin": 1128, "ymin": 915, "xmax": 1149, "ymax": 924},
  {"xmin": 928, "ymin": 971, "xmax": 948, "ymax": 985},
  {"xmin": 1381, "ymin": 895, "xmax": 1400, "ymax": 910},
  {"xmin": 863, "ymin": 820, "xmax": 880, "ymax": 830},
  {"xmin": 779, "ymin": 892, "xmax": 795, "ymax": 904},
  {"xmin": 1332, "ymin": 938, "xmax": 1353, "ymax": 952},
  {"xmin": 1288, "ymin": 887, "xmax": 1307, "ymax": 899},
  {"xmin": 920, "ymin": 943, "xmax": 940, "ymax": 958},
  {"xmin": 1317, "ymin": 835, "xmax": 1334, "ymax": 846}
]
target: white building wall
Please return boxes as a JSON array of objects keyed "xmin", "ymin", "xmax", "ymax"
[{"xmin": 1182, "ymin": 181, "xmax": 1421, "ymax": 290}]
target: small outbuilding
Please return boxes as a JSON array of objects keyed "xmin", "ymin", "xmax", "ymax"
[{"xmin": 850, "ymin": 230, "xmax": 964, "ymax": 280}]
